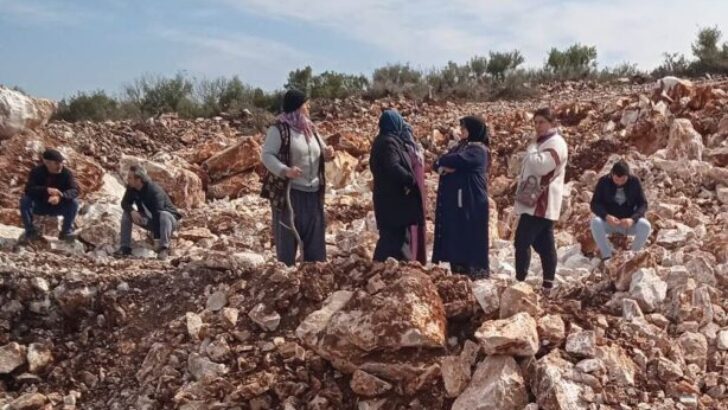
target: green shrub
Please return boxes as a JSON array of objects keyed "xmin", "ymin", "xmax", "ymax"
[
  {"xmin": 545, "ymin": 43, "xmax": 598, "ymax": 79},
  {"xmin": 54, "ymin": 91, "xmax": 121, "ymax": 122},
  {"xmin": 486, "ymin": 50, "xmax": 524, "ymax": 79}
]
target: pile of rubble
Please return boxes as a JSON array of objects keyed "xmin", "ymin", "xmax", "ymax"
[{"xmin": 1, "ymin": 76, "xmax": 728, "ymax": 409}]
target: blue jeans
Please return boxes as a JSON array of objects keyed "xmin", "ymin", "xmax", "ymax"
[
  {"xmin": 20, "ymin": 195, "xmax": 79, "ymax": 236},
  {"xmin": 590, "ymin": 216, "xmax": 652, "ymax": 259}
]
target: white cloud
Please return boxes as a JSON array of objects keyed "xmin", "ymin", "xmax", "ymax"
[
  {"xmin": 212, "ymin": 0, "xmax": 728, "ymax": 70},
  {"xmin": 155, "ymin": 28, "xmax": 316, "ymax": 88},
  {"xmin": 0, "ymin": 0, "xmax": 89, "ymax": 25}
]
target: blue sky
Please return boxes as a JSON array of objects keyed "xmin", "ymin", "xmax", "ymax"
[{"xmin": 1, "ymin": 0, "xmax": 727, "ymax": 100}]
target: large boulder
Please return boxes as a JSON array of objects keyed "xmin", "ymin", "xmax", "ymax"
[
  {"xmin": 76, "ymin": 202, "xmax": 124, "ymax": 247},
  {"xmin": 452, "ymin": 356, "xmax": 528, "ymax": 410},
  {"xmin": 531, "ymin": 351, "xmax": 594, "ymax": 409},
  {"xmin": 207, "ymin": 172, "xmax": 260, "ymax": 200},
  {"xmin": 606, "ymin": 250, "xmax": 657, "ymax": 291},
  {"xmin": 0, "ymin": 86, "xmax": 56, "ymax": 140},
  {"xmin": 596, "ymin": 344, "xmax": 638, "ymax": 386},
  {"xmin": 666, "ymin": 119, "xmax": 704, "ymax": 161},
  {"xmin": 120, "ymin": 155, "xmax": 204, "ymax": 209},
  {"xmin": 628, "ymin": 268, "xmax": 667, "ymax": 313},
  {"xmin": 297, "ymin": 268, "xmax": 446, "ymax": 373},
  {"xmin": 325, "ymin": 151, "xmax": 359, "ymax": 189},
  {"xmin": 499, "ymin": 282, "xmax": 540, "ymax": 319},
  {"xmin": 202, "ymin": 137, "xmax": 260, "ymax": 182},
  {"xmin": 440, "ymin": 340, "xmax": 480, "ymax": 398},
  {"xmin": 475, "ymin": 312, "xmax": 539, "ymax": 356}
]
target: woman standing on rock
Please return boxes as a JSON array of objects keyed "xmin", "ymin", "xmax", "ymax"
[
  {"xmin": 432, "ymin": 116, "xmax": 490, "ymax": 279},
  {"xmin": 513, "ymin": 107, "xmax": 569, "ymax": 294},
  {"xmin": 261, "ymin": 89, "xmax": 334, "ymax": 266},
  {"xmin": 370, "ymin": 110, "xmax": 425, "ymax": 262}
]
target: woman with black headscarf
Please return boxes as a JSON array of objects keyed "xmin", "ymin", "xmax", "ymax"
[
  {"xmin": 370, "ymin": 109, "xmax": 425, "ymax": 262},
  {"xmin": 432, "ymin": 116, "xmax": 490, "ymax": 278}
]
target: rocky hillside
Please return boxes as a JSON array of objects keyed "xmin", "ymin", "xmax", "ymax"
[{"xmin": 1, "ymin": 78, "xmax": 727, "ymax": 409}]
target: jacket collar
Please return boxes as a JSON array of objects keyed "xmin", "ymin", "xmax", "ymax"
[{"xmin": 536, "ymin": 131, "xmax": 558, "ymax": 144}]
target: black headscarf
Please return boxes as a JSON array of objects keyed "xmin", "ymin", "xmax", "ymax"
[{"xmin": 460, "ymin": 116, "xmax": 489, "ymax": 145}]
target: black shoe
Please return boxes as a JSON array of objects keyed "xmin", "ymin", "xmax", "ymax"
[
  {"xmin": 470, "ymin": 269, "xmax": 490, "ymax": 281},
  {"xmin": 19, "ymin": 230, "xmax": 41, "ymax": 245},
  {"xmin": 157, "ymin": 248, "xmax": 170, "ymax": 261},
  {"xmin": 113, "ymin": 247, "xmax": 132, "ymax": 258},
  {"xmin": 58, "ymin": 232, "xmax": 77, "ymax": 243}
]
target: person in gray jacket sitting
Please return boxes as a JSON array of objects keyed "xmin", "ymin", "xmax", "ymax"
[
  {"xmin": 114, "ymin": 165, "xmax": 181, "ymax": 260},
  {"xmin": 261, "ymin": 89, "xmax": 334, "ymax": 266}
]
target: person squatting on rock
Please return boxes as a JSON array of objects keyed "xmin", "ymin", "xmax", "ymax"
[
  {"xmin": 19, "ymin": 148, "xmax": 79, "ymax": 244},
  {"xmin": 261, "ymin": 89, "xmax": 334, "ymax": 266},
  {"xmin": 432, "ymin": 116, "xmax": 491, "ymax": 279},
  {"xmin": 590, "ymin": 160, "xmax": 652, "ymax": 261},
  {"xmin": 370, "ymin": 109, "xmax": 425, "ymax": 262},
  {"xmin": 114, "ymin": 165, "xmax": 182, "ymax": 261},
  {"xmin": 513, "ymin": 108, "xmax": 569, "ymax": 293}
]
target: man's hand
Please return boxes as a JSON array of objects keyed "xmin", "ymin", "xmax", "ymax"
[
  {"xmin": 47, "ymin": 187, "xmax": 62, "ymax": 197},
  {"xmin": 131, "ymin": 211, "xmax": 145, "ymax": 225},
  {"xmin": 48, "ymin": 195, "xmax": 60, "ymax": 205},
  {"xmin": 606, "ymin": 215, "xmax": 620, "ymax": 227},
  {"xmin": 441, "ymin": 167, "xmax": 456, "ymax": 175},
  {"xmin": 285, "ymin": 167, "xmax": 303, "ymax": 179},
  {"xmin": 620, "ymin": 218, "xmax": 635, "ymax": 229},
  {"xmin": 324, "ymin": 146, "xmax": 335, "ymax": 161}
]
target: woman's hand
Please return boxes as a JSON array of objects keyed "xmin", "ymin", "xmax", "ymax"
[
  {"xmin": 324, "ymin": 146, "xmax": 335, "ymax": 161},
  {"xmin": 285, "ymin": 167, "xmax": 303, "ymax": 179}
]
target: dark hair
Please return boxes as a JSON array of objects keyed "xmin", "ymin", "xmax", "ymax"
[
  {"xmin": 533, "ymin": 107, "xmax": 555, "ymax": 123},
  {"xmin": 42, "ymin": 148, "xmax": 64, "ymax": 162},
  {"xmin": 611, "ymin": 160, "xmax": 630, "ymax": 177},
  {"xmin": 128, "ymin": 164, "xmax": 150, "ymax": 182}
]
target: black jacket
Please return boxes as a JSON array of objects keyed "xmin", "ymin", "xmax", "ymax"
[
  {"xmin": 121, "ymin": 181, "xmax": 181, "ymax": 238},
  {"xmin": 590, "ymin": 175, "xmax": 648, "ymax": 222},
  {"xmin": 24, "ymin": 165, "xmax": 79, "ymax": 201},
  {"xmin": 369, "ymin": 133, "xmax": 424, "ymax": 229}
]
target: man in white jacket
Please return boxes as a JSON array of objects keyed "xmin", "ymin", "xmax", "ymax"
[{"xmin": 513, "ymin": 108, "xmax": 569, "ymax": 294}]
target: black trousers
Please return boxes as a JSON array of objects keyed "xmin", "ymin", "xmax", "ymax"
[
  {"xmin": 514, "ymin": 213, "xmax": 557, "ymax": 288},
  {"xmin": 373, "ymin": 226, "xmax": 411, "ymax": 262},
  {"xmin": 272, "ymin": 189, "xmax": 326, "ymax": 266}
]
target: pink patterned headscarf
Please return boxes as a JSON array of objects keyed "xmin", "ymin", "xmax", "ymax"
[{"xmin": 277, "ymin": 111, "xmax": 315, "ymax": 141}]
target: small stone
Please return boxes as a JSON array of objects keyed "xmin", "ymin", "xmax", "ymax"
[
  {"xmin": 248, "ymin": 303, "xmax": 281, "ymax": 332},
  {"xmin": 656, "ymin": 357, "xmax": 683, "ymax": 382},
  {"xmin": 441, "ymin": 355, "xmax": 471, "ymax": 398},
  {"xmin": 188, "ymin": 353, "xmax": 228, "ymax": 381},
  {"xmin": 350, "ymin": 370, "xmax": 393, "ymax": 397},
  {"xmin": 31, "ymin": 277, "xmax": 50, "ymax": 293},
  {"xmin": 716, "ymin": 330, "xmax": 728, "ymax": 351},
  {"xmin": 472, "ymin": 280, "xmax": 500, "ymax": 316},
  {"xmin": 622, "ymin": 299, "xmax": 644, "ymax": 321},
  {"xmin": 576, "ymin": 359, "xmax": 604, "ymax": 373},
  {"xmin": 566, "ymin": 327, "xmax": 597, "ymax": 357},
  {"xmin": 206, "ymin": 291, "xmax": 227, "ymax": 311},
  {"xmin": 186, "ymin": 312, "xmax": 204, "ymax": 340},
  {"xmin": 221, "ymin": 307, "xmax": 239, "ymax": 327},
  {"xmin": 537, "ymin": 314, "xmax": 566, "ymax": 346},
  {"xmin": 679, "ymin": 332, "xmax": 708, "ymax": 369},
  {"xmin": 9, "ymin": 393, "xmax": 47, "ymax": 410},
  {"xmin": 0, "ymin": 342, "xmax": 27, "ymax": 374},
  {"xmin": 27, "ymin": 343, "xmax": 53, "ymax": 373},
  {"xmin": 452, "ymin": 356, "xmax": 528, "ymax": 410},
  {"xmin": 206, "ymin": 337, "xmax": 231, "ymax": 362}
]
